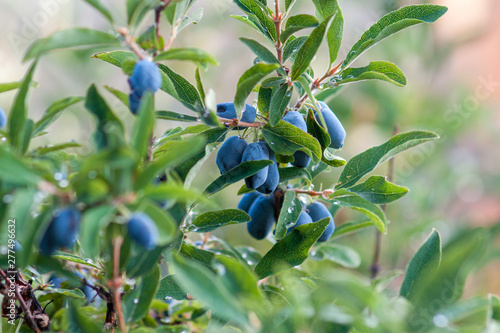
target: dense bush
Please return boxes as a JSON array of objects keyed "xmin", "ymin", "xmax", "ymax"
[{"xmin": 0, "ymin": 1, "xmax": 498, "ymax": 332}]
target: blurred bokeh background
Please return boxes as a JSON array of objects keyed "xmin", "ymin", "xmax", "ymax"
[{"xmin": 0, "ymin": 0, "xmax": 499, "ymax": 296}]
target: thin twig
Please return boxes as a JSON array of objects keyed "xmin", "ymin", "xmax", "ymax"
[
  {"xmin": 273, "ymin": 0, "xmax": 283, "ymax": 65},
  {"xmin": 370, "ymin": 125, "xmax": 399, "ymax": 279},
  {"xmin": 117, "ymin": 28, "xmax": 146, "ymax": 60},
  {"xmin": 14, "ymin": 285, "xmax": 40, "ymax": 333},
  {"xmin": 154, "ymin": 0, "xmax": 174, "ymax": 55},
  {"xmin": 289, "ymin": 188, "xmax": 334, "ymax": 199}
]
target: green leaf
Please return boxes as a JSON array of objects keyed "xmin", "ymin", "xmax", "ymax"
[
  {"xmin": 155, "ymin": 48, "xmax": 219, "ymax": 68},
  {"xmin": 291, "ymin": 14, "xmax": 334, "ymax": 81},
  {"xmin": 337, "ymin": 61, "xmax": 407, "ymax": 87},
  {"xmin": 331, "ymin": 219, "xmax": 373, "ymax": 239},
  {"xmin": 331, "ymin": 189, "xmax": 387, "ymax": 233},
  {"xmin": 80, "ymin": 205, "xmax": 115, "ymax": 260},
  {"xmin": 310, "ymin": 243, "xmax": 361, "ymax": 268},
  {"xmin": 171, "ymin": 253, "xmax": 249, "ymax": 325},
  {"xmin": 84, "ymin": 84, "xmax": 125, "ymax": 149},
  {"xmin": 155, "ymin": 275, "xmax": 188, "ymax": 301},
  {"xmin": 0, "ymin": 81, "xmax": 35, "ymax": 93},
  {"xmin": 136, "ymin": 136, "xmax": 206, "ymax": 189},
  {"xmin": 0, "ymin": 147, "xmax": 40, "ymax": 186},
  {"xmin": 439, "ymin": 297, "xmax": 489, "ymax": 325},
  {"xmin": 261, "ymin": 120, "xmax": 322, "ymax": 162},
  {"xmin": 261, "ymin": 77, "xmax": 286, "ymax": 88},
  {"xmin": 313, "ymin": 0, "xmax": 343, "ymax": 64},
  {"xmin": 347, "ymin": 175, "xmax": 409, "ymax": 204},
  {"xmin": 33, "ymin": 96, "xmax": 84, "ymax": 135},
  {"xmin": 67, "ymin": 301, "xmax": 103, "ymax": 332},
  {"xmin": 190, "ymin": 209, "xmax": 251, "ymax": 233},
  {"xmin": 255, "ymin": 218, "xmax": 330, "ymax": 279},
  {"xmin": 278, "ymin": 167, "xmax": 311, "ymax": 182},
  {"xmin": 156, "ymin": 111, "xmax": 199, "ymax": 122},
  {"xmin": 283, "ymin": 36, "xmax": 307, "ymax": 62},
  {"xmin": 83, "ymin": 0, "xmax": 114, "ymax": 23},
  {"xmin": 231, "ymin": 15, "xmax": 271, "ymax": 42},
  {"xmin": 269, "ymin": 84, "xmax": 292, "ymax": 126},
  {"xmin": 32, "ymin": 142, "xmax": 81, "ymax": 155},
  {"xmin": 285, "ymin": 0, "xmax": 296, "ymax": 12},
  {"xmin": 257, "ymin": 86, "xmax": 272, "ymax": 117},
  {"xmin": 24, "ymin": 28, "xmax": 119, "ymax": 61},
  {"xmin": 487, "ymin": 294, "xmax": 500, "ymax": 331},
  {"xmin": 280, "ymin": 14, "xmax": 319, "ymax": 43},
  {"xmin": 239, "ymin": 38, "xmax": 284, "ymax": 75},
  {"xmin": 234, "ymin": 63, "xmax": 280, "ymax": 117},
  {"xmin": 92, "ymin": 50, "xmax": 139, "ymax": 74},
  {"xmin": 306, "ymin": 107, "xmax": 330, "ymax": 149},
  {"xmin": 400, "ymin": 229, "xmax": 442, "ymax": 303},
  {"xmin": 234, "ymin": 0, "xmax": 277, "ymax": 41},
  {"xmin": 342, "ymin": 5, "xmax": 448, "ymax": 68},
  {"xmin": 195, "ymin": 67, "xmax": 206, "ymax": 102},
  {"xmin": 104, "ymin": 85, "xmax": 129, "ymax": 107},
  {"xmin": 123, "ymin": 264, "xmax": 161, "ymax": 323},
  {"xmin": 131, "ymin": 93, "xmax": 155, "ymax": 158},
  {"xmin": 336, "ymin": 130, "xmax": 439, "ymax": 189},
  {"xmin": 8, "ymin": 61, "xmax": 37, "ymax": 152},
  {"xmin": 158, "ymin": 64, "xmax": 204, "ymax": 112},
  {"xmin": 275, "ymin": 191, "xmax": 302, "ymax": 240},
  {"xmin": 212, "ymin": 255, "xmax": 265, "ymax": 310},
  {"xmin": 322, "ymin": 149, "xmax": 346, "ymax": 167},
  {"xmin": 48, "ymin": 288, "xmax": 86, "ymax": 299},
  {"xmin": 204, "ymin": 160, "xmax": 273, "ymax": 196},
  {"xmin": 178, "ymin": 7, "xmax": 204, "ymax": 32},
  {"xmin": 53, "ymin": 251, "xmax": 101, "ymax": 270}
]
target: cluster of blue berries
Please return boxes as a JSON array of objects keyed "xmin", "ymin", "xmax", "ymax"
[
  {"xmin": 239, "ymin": 192, "xmax": 335, "ymax": 241},
  {"xmin": 128, "ymin": 60, "xmax": 162, "ymax": 114}
]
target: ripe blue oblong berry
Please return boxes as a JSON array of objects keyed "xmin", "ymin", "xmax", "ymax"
[
  {"xmin": 127, "ymin": 212, "xmax": 159, "ymax": 250},
  {"xmin": 216, "ymin": 103, "xmax": 256, "ymax": 124},
  {"xmin": 282, "ymin": 111, "xmax": 311, "ymax": 168},
  {"xmin": 216, "ymin": 136, "xmax": 248, "ymax": 174},
  {"xmin": 315, "ymin": 101, "xmax": 346, "ymax": 149},
  {"xmin": 256, "ymin": 142, "xmax": 279, "ymax": 194},
  {"xmin": 40, "ymin": 207, "xmax": 81, "ymax": 255},
  {"xmin": 128, "ymin": 91, "xmax": 142, "ymax": 114},
  {"xmin": 247, "ymin": 196, "xmax": 275, "ymax": 240},
  {"xmin": 0, "ymin": 107, "xmax": 6, "ymax": 129},
  {"xmin": 282, "ymin": 111, "xmax": 307, "ymax": 131},
  {"xmin": 306, "ymin": 202, "xmax": 335, "ymax": 242},
  {"xmin": 128, "ymin": 60, "xmax": 162, "ymax": 95},
  {"xmin": 242, "ymin": 142, "xmax": 270, "ymax": 189},
  {"xmin": 287, "ymin": 211, "xmax": 313, "ymax": 234},
  {"xmin": 238, "ymin": 192, "xmax": 263, "ymax": 213}
]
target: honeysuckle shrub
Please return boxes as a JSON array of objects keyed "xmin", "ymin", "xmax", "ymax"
[{"xmin": 1, "ymin": 1, "xmax": 498, "ymax": 332}]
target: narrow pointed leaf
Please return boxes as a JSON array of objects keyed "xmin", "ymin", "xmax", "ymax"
[{"xmin": 337, "ymin": 61, "xmax": 407, "ymax": 87}]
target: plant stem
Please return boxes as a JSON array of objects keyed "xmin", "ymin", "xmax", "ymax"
[
  {"xmin": 370, "ymin": 125, "xmax": 399, "ymax": 279},
  {"xmin": 112, "ymin": 237, "xmax": 127, "ymax": 332},
  {"xmin": 273, "ymin": 0, "xmax": 283, "ymax": 65},
  {"xmin": 154, "ymin": 0, "xmax": 172, "ymax": 56}
]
